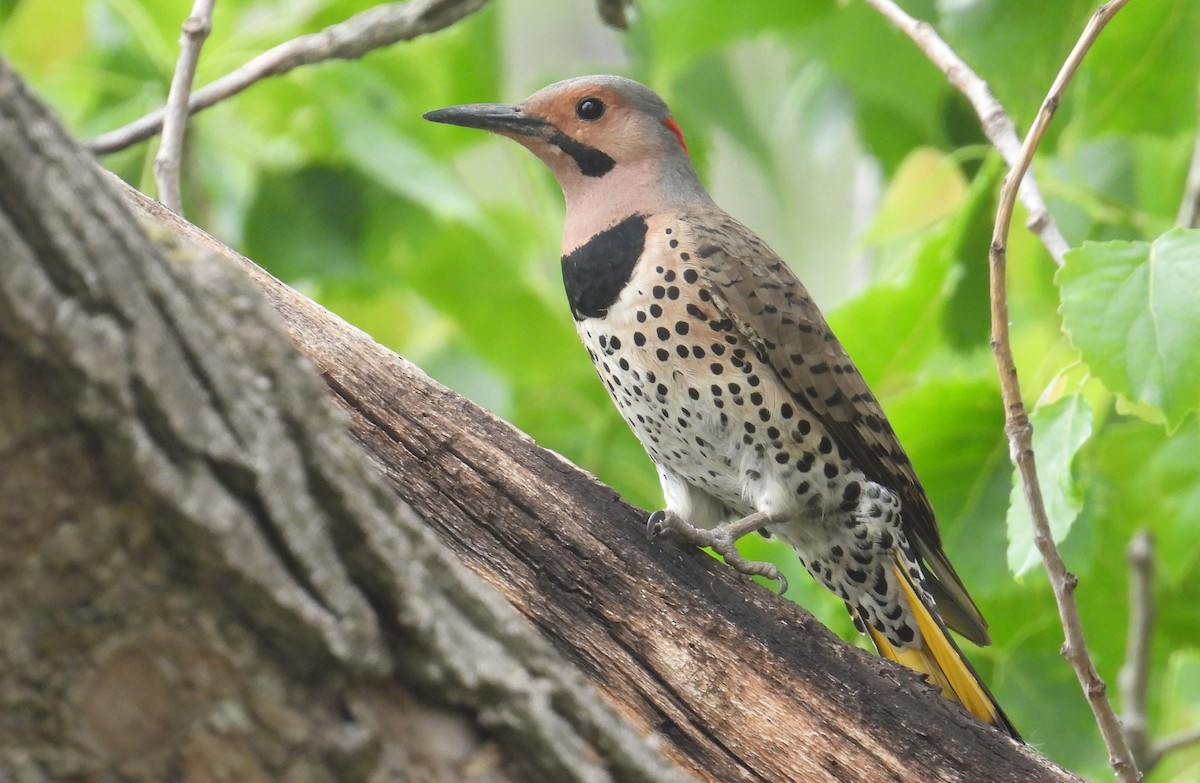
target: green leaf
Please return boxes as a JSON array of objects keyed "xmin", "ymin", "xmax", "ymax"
[
  {"xmin": 637, "ymin": 0, "xmax": 834, "ymax": 72},
  {"xmin": 1007, "ymin": 394, "xmax": 1094, "ymax": 575},
  {"xmin": 1162, "ymin": 648, "xmax": 1200, "ymax": 726},
  {"xmin": 1069, "ymin": 0, "xmax": 1200, "ymax": 138},
  {"xmin": 885, "ymin": 376, "xmax": 1011, "ymax": 595},
  {"xmin": 798, "ymin": 0, "xmax": 952, "ymax": 171},
  {"xmin": 862, "ymin": 147, "xmax": 968, "ymax": 244},
  {"xmin": 0, "ymin": 0, "xmax": 88, "ymax": 77},
  {"xmin": 1042, "ymin": 134, "xmax": 1192, "ymax": 245},
  {"xmin": 942, "ymin": 156, "xmax": 1002, "ymax": 351},
  {"xmin": 832, "ymin": 154, "xmax": 998, "ymax": 385},
  {"xmin": 671, "ymin": 56, "xmax": 778, "ymax": 185},
  {"xmin": 940, "ymin": 0, "xmax": 1095, "ymax": 128},
  {"xmin": 387, "ymin": 208, "xmax": 581, "ymax": 390},
  {"xmin": 829, "ymin": 230, "xmax": 956, "ymax": 387},
  {"xmin": 243, "ymin": 165, "xmax": 370, "ymax": 281},
  {"xmin": 1151, "ymin": 650, "xmax": 1200, "ymax": 782},
  {"xmin": 1088, "ymin": 418, "xmax": 1200, "ymax": 588},
  {"xmin": 316, "ymin": 68, "xmax": 481, "ymax": 222},
  {"xmin": 1058, "ymin": 229, "xmax": 1200, "ymax": 431}
]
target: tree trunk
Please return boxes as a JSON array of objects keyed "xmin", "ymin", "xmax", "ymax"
[{"xmin": 0, "ymin": 56, "xmax": 1079, "ymax": 783}]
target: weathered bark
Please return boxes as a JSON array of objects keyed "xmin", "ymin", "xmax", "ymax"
[
  {"xmin": 0, "ymin": 57, "xmax": 693, "ymax": 783},
  {"xmin": 0, "ymin": 56, "xmax": 1080, "ymax": 782}
]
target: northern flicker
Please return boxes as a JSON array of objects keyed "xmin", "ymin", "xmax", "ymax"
[{"xmin": 425, "ymin": 75, "xmax": 1018, "ymax": 738}]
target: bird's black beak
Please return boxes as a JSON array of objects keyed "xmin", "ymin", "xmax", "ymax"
[
  {"xmin": 424, "ymin": 100, "xmax": 616, "ymax": 178},
  {"xmin": 422, "ymin": 103, "xmax": 551, "ymax": 138}
]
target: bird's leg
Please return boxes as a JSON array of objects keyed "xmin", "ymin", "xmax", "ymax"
[{"xmin": 647, "ymin": 509, "xmax": 789, "ymax": 593}]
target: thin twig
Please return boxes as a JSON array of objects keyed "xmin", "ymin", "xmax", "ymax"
[
  {"xmin": 987, "ymin": 2, "xmax": 1138, "ymax": 781},
  {"xmin": 1119, "ymin": 531, "xmax": 1200, "ymax": 773},
  {"xmin": 87, "ymin": 0, "xmax": 491, "ymax": 155},
  {"xmin": 1151, "ymin": 727, "xmax": 1200, "ymax": 766},
  {"xmin": 862, "ymin": 0, "xmax": 1070, "ymax": 266},
  {"xmin": 1118, "ymin": 530, "xmax": 1154, "ymax": 771},
  {"xmin": 154, "ymin": 0, "xmax": 216, "ymax": 214},
  {"xmin": 1176, "ymin": 114, "xmax": 1200, "ymax": 228}
]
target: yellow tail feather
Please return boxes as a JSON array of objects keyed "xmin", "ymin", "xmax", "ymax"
[{"xmin": 861, "ymin": 554, "xmax": 1019, "ymax": 739}]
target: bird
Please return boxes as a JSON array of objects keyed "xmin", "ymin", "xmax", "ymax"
[{"xmin": 424, "ymin": 75, "xmax": 1018, "ymax": 738}]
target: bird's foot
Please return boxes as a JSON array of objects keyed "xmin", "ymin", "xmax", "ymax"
[{"xmin": 646, "ymin": 509, "xmax": 788, "ymax": 594}]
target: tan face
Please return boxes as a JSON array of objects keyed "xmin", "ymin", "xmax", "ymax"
[
  {"xmin": 422, "ymin": 75, "xmax": 699, "ymax": 240},
  {"xmin": 524, "ymin": 84, "xmax": 627, "ymax": 154},
  {"xmin": 515, "ymin": 82, "xmax": 687, "ymax": 175}
]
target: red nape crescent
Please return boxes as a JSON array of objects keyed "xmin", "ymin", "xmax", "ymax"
[{"xmin": 662, "ymin": 117, "xmax": 688, "ymax": 154}]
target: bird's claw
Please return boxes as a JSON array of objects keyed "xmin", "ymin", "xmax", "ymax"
[
  {"xmin": 646, "ymin": 509, "xmax": 788, "ymax": 594},
  {"xmin": 719, "ymin": 542, "xmax": 788, "ymax": 594},
  {"xmin": 646, "ymin": 509, "xmax": 669, "ymax": 538}
]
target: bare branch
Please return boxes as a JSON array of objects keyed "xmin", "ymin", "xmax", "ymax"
[
  {"xmin": 87, "ymin": 0, "xmax": 491, "ymax": 155},
  {"xmin": 1151, "ymin": 727, "xmax": 1200, "ymax": 766},
  {"xmin": 1118, "ymin": 530, "xmax": 1154, "ymax": 770},
  {"xmin": 1176, "ymin": 108, "xmax": 1200, "ymax": 228},
  {"xmin": 862, "ymin": 0, "xmax": 1070, "ymax": 266},
  {"xmin": 1117, "ymin": 532, "xmax": 1200, "ymax": 773},
  {"xmin": 987, "ymin": 2, "xmax": 1139, "ymax": 781},
  {"xmin": 154, "ymin": 0, "xmax": 216, "ymax": 214}
]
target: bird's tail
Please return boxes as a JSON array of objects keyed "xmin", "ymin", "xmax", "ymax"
[{"xmin": 860, "ymin": 553, "xmax": 1020, "ymax": 739}]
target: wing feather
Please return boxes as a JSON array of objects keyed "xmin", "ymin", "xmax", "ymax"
[{"xmin": 685, "ymin": 208, "xmax": 990, "ymax": 645}]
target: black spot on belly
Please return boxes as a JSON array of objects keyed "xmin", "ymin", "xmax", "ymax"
[{"xmin": 562, "ymin": 215, "xmax": 648, "ymax": 320}]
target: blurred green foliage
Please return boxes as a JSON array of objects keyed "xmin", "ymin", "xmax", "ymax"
[{"xmin": 4, "ymin": 0, "xmax": 1200, "ymax": 778}]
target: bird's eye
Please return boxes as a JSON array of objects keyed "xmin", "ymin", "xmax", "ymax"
[{"xmin": 575, "ymin": 97, "xmax": 606, "ymax": 121}]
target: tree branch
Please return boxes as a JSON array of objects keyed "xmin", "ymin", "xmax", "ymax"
[
  {"xmin": 1118, "ymin": 530, "xmax": 1154, "ymax": 770},
  {"xmin": 863, "ymin": 0, "xmax": 1071, "ymax": 266},
  {"xmin": 0, "ymin": 53, "xmax": 696, "ymax": 783},
  {"xmin": 986, "ymin": 3, "xmax": 1138, "ymax": 781},
  {"xmin": 1176, "ymin": 105, "xmax": 1200, "ymax": 228},
  {"xmin": 1151, "ymin": 727, "xmax": 1200, "ymax": 767},
  {"xmin": 1118, "ymin": 531, "xmax": 1200, "ymax": 774},
  {"xmin": 86, "ymin": 0, "xmax": 491, "ymax": 155},
  {"xmin": 111, "ymin": 173, "xmax": 1083, "ymax": 783},
  {"xmin": 154, "ymin": 0, "xmax": 216, "ymax": 214}
]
